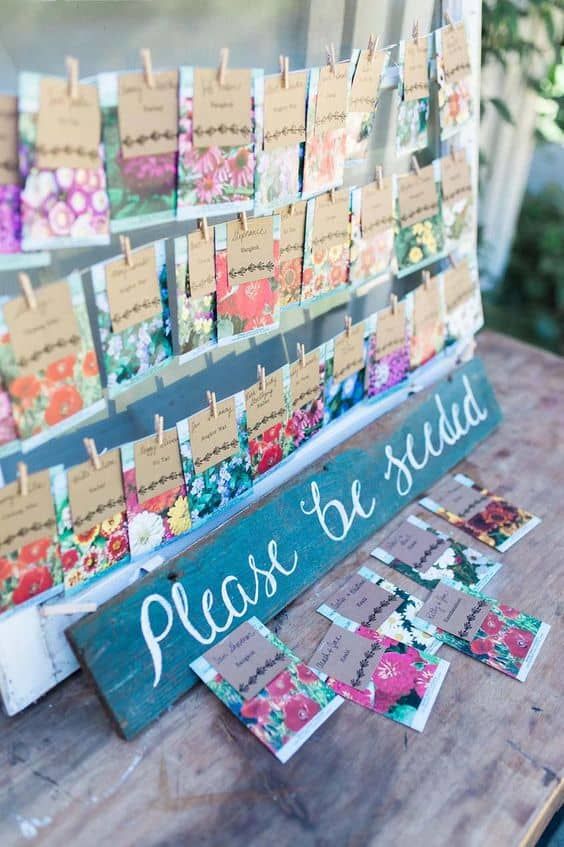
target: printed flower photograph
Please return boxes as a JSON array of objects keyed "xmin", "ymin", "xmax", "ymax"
[
  {"xmin": 396, "ymin": 97, "xmax": 429, "ymax": 156},
  {"xmin": 123, "ymin": 465, "xmax": 191, "ymax": 558},
  {"xmin": 301, "ymin": 242, "xmax": 349, "ymax": 303},
  {"xmin": 278, "ymin": 256, "xmax": 303, "ymax": 307},
  {"xmin": 349, "ymin": 220, "xmax": 394, "ymax": 287},
  {"xmin": 0, "ymin": 184, "xmax": 22, "ymax": 254},
  {"xmin": 395, "ymin": 214, "xmax": 445, "ymax": 275},
  {"xmin": 176, "ymin": 256, "xmax": 217, "ymax": 357},
  {"xmin": 254, "ymin": 145, "xmax": 301, "ymax": 212},
  {"xmin": 409, "ymin": 316, "xmax": 445, "ymax": 370},
  {"xmin": 345, "ymin": 111, "xmax": 376, "ymax": 162},
  {"xmin": 0, "ymin": 535, "xmax": 62, "ymax": 615},
  {"xmin": 322, "ymin": 350, "xmax": 366, "ymax": 425},
  {"xmin": 365, "ymin": 332, "xmax": 410, "ymax": 399},
  {"xmin": 302, "ymin": 128, "xmax": 346, "ymax": 197},
  {"xmin": 215, "ymin": 246, "xmax": 280, "ymax": 342}
]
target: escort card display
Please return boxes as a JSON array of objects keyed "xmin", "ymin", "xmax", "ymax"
[
  {"xmin": 302, "ymin": 188, "xmax": 350, "ymax": 302},
  {"xmin": 345, "ymin": 46, "xmax": 389, "ymax": 163},
  {"xmin": 173, "ymin": 230, "xmax": 217, "ymax": 360},
  {"xmin": 0, "ymin": 273, "xmax": 104, "ymax": 441},
  {"xmin": 365, "ymin": 301, "xmax": 410, "ymax": 400},
  {"xmin": 190, "ymin": 618, "xmax": 342, "ymax": 763},
  {"xmin": 349, "ymin": 177, "xmax": 395, "ymax": 287},
  {"xmin": 278, "ymin": 200, "xmax": 306, "ymax": 306},
  {"xmin": 396, "ymin": 35, "xmax": 430, "ymax": 155},
  {"xmin": 0, "ymin": 94, "xmax": 22, "ymax": 257},
  {"xmin": 436, "ymin": 22, "xmax": 473, "ymax": 140},
  {"xmin": 317, "ymin": 565, "xmax": 440, "ymax": 655},
  {"xmin": 395, "ymin": 162, "xmax": 445, "ymax": 276},
  {"xmin": 245, "ymin": 365, "xmax": 288, "ymax": 479},
  {"xmin": 420, "ymin": 473, "xmax": 541, "ymax": 552},
  {"xmin": 413, "ymin": 580, "xmax": 549, "ymax": 681},
  {"xmin": 308, "ymin": 621, "xmax": 449, "ymax": 731},
  {"xmin": 177, "ymin": 66, "xmax": 259, "ymax": 219},
  {"xmin": 441, "ymin": 150, "xmax": 474, "ymax": 254},
  {"xmin": 371, "ymin": 514, "xmax": 503, "ymax": 591},
  {"xmin": 408, "ymin": 275, "xmax": 446, "ymax": 369},
  {"xmin": 322, "ymin": 321, "xmax": 367, "ymax": 424},
  {"xmin": 443, "ymin": 256, "xmax": 484, "ymax": 342},
  {"xmin": 18, "ymin": 72, "xmax": 110, "ymax": 250},
  {"xmin": 92, "ymin": 240, "xmax": 173, "ymax": 394}
]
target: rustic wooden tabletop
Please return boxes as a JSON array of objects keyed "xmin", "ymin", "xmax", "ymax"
[{"xmin": 0, "ymin": 330, "xmax": 562, "ymax": 847}]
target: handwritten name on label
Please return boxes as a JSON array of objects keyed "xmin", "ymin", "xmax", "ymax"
[
  {"xmin": 309, "ymin": 623, "xmax": 386, "ymax": 688},
  {"xmin": 105, "ymin": 246, "xmax": 160, "ymax": 333},
  {"xmin": 188, "ymin": 396, "xmax": 238, "ymax": 474},
  {"xmin": 0, "ymin": 469, "xmax": 55, "ymax": 556},
  {"xmin": 442, "ymin": 151, "xmax": 472, "ymax": 204},
  {"xmin": 413, "ymin": 277, "xmax": 441, "ymax": 332},
  {"xmin": 326, "ymin": 573, "xmax": 402, "ymax": 627},
  {"xmin": 382, "ymin": 521, "xmax": 451, "ymax": 571},
  {"xmin": 280, "ymin": 201, "xmax": 306, "ymax": 260},
  {"xmin": 398, "ymin": 165, "xmax": 439, "ymax": 228},
  {"xmin": 313, "ymin": 189, "xmax": 349, "ymax": 249},
  {"xmin": 290, "ymin": 350, "xmax": 321, "ymax": 411},
  {"xmin": 430, "ymin": 475, "xmax": 491, "ymax": 518},
  {"xmin": 134, "ymin": 428, "xmax": 184, "ymax": 503},
  {"xmin": 315, "ymin": 62, "xmax": 349, "ymax": 133},
  {"xmin": 0, "ymin": 94, "xmax": 18, "ymax": 184},
  {"xmin": 193, "ymin": 68, "xmax": 252, "ymax": 148},
  {"xmin": 245, "ymin": 368, "xmax": 285, "ymax": 438},
  {"xmin": 418, "ymin": 583, "xmax": 489, "ymax": 640},
  {"xmin": 227, "ymin": 216, "xmax": 274, "ymax": 284},
  {"xmin": 361, "ymin": 178, "xmax": 393, "ymax": 236},
  {"xmin": 444, "ymin": 259, "xmax": 475, "ymax": 313},
  {"xmin": 349, "ymin": 49, "xmax": 386, "ymax": 112},
  {"xmin": 403, "ymin": 37, "xmax": 429, "ymax": 101},
  {"xmin": 36, "ymin": 77, "xmax": 101, "ymax": 170},
  {"xmin": 4, "ymin": 279, "xmax": 80, "ymax": 375},
  {"xmin": 375, "ymin": 302, "xmax": 406, "ymax": 358},
  {"xmin": 187, "ymin": 229, "xmax": 216, "ymax": 298},
  {"xmin": 68, "ymin": 450, "xmax": 125, "ymax": 535},
  {"xmin": 264, "ymin": 71, "xmax": 307, "ymax": 149},
  {"xmin": 333, "ymin": 323, "xmax": 365, "ymax": 383},
  {"xmin": 118, "ymin": 70, "xmax": 178, "ymax": 159},
  {"xmin": 441, "ymin": 22, "xmax": 471, "ymax": 85}
]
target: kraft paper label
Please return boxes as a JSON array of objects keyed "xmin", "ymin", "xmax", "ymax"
[
  {"xmin": 192, "ymin": 68, "xmax": 252, "ymax": 148},
  {"xmin": 332, "ymin": 323, "xmax": 365, "ymax": 382},
  {"xmin": 0, "ymin": 470, "xmax": 56, "ymax": 557},
  {"xmin": 105, "ymin": 246, "xmax": 160, "ymax": 333},
  {"xmin": 245, "ymin": 369, "xmax": 285, "ymax": 439},
  {"xmin": 188, "ymin": 229, "xmax": 216, "ymax": 298},
  {"xmin": 361, "ymin": 178, "xmax": 394, "ymax": 237},
  {"xmin": 290, "ymin": 350, "xmax": 320, "ymax": 411},
  {"xmin": 280, "ymin": 201, "xmax": 306, "ymax": 261},
  {"xmin": 349, "ymin": 49, "xmax": 386, "ymax": 112},
  {"xmin": 443, "ymin": 259, "xmax": 475, "ymax": 313},
  {"xmin": 413, "ymin": 278, "xmax": 441, "ymax": 333},
  {"xmin": 326, "ymin": 574, "xmax": 402, "ymax": 628},
  {"xmin": 431, "ymin": 476, "xmax": 491, "ymax": 520},
  {"xmin": 263, "ymin": 71, "xmax": 307, "ymax": 149},
  {"xmin": 310, "ymin": 623, "xmax": 386, "ymax": 689},
  {"xmin": 442, "ymin": 151, "xmax": 472, "ymax": 205},
  {"xmin": 418, "ymin": 583, "xmax": 490, "ymax": 641},
  {"xmin": 0, "ymin": 94, "xmax": 19, "ymax": 185},
  {"xmin": 227, "ymin": 216, "xmax": 274, "ymax": 285},
  {"xmin": 36, "ymin": 77, "xmax": 101, "ymax": 170},
  {"xmin": 315, "ymin": 62, "xmax": 349, "ymax": 133},
  {"xmin": 403, "ymin": 38, "xmax": 429, "ymax": 102},
  {"xmin": 118, "ymin": 70, "xmax": 178, "ymax": 159},
  {"xmin": 68, "ymin": 450, "xmax": 125, "ymax": 535},
  {"xmin": 398, "ymin": 165, "xmax": 439, "ymax": 228},
  {"xmin": 441, "ymin": 23, "xmax": 471, "ymax": 85},
  {"xmin": 312, "ymin": 189, "xmax": 349, "ymax": 250},
  {"xmin": 382, "ymin": 522, "xmax": 451, "ymax": 571},
  {"xmin": 189, "ymin": 396, "xmax": 239, "ymax": 474},
  {"xmin": 134, "ymin": 428, "xmax": 184, "ymax": 504},
  {"xmin": 375, "ymin": 302, "xmax": 406, "ymax": 358}
]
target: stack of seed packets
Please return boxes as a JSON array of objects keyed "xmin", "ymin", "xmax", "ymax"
[
  {"xmin": 190, "ymin": 618, "xmax": 342, "ymax": 763},
  {"xmin": 413, "ymin": 580, "xmax": 550, "ymax": 682},
  {"xmin": 419, "ymin": 473, "xmax": 541, "ymax": 552},
  {"xmin": 371, "ymin": 515, "xmax": 503, "ymax": 591},
  {"xmin": 317, "ymin": 565, "xmax": 440, "ymax": 654},
  {"xmin": 308, "ymin": 621, "xmax": 449, "ymax": 732}
]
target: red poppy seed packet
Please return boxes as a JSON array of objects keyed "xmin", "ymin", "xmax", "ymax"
[
  {"xmin": 413, "ymin": 580, "xmax": 550, "ymax": 681},
  {"xmin": 190, "ymin": 617, "xmax": 342, "ymax": 763},
  {"xmin": 419, "ymin": 473, "xmax": 541, "ymax": 552}
]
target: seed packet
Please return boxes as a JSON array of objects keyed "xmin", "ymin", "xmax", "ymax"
[
  {"xmin": 420, "ymin": 473, "xmax": 541, "ymax": 552},
  {"xmin": 309, "ymin": 621, "xmax": 449, "ymax": 732},
  {"xmin": 302, "ymin": 60, "xmax": 351, "ymax": 198},
  {"xmin": 278, "ymin": 201, "xmax": 306, "ymax": 307},
  {"xmin": 178, "ymin": 391, "xmax": 252, "ymax": 527},
  {"xmin": 284, "ymin": 347, "xmax": 325, "ymax": 455},
  {"xmin": 322, "ymin": 320, "xmax": 367, "ymax": 424},
  {"xmin": 414, "ymin": 580, "xmax": 549, "ymax": 681},
  {"xmin": 173, "ymin": 230, "xmax": 217, "ymax": 361},
  {"xmin": 98, "ymin": 68, "xmax": 178, "ymax": 232},
  {"xmin": 349, "ymin": 177, "xmax": 395, "ymax": 287},
  {"xmin": 394, "ymin": 162, "xmax": 445, "ymax": 276},
  {"xmin": 371, "ymin": 514, "xmax": 503, "ymax": 591},
  {"xmin": 177, "ymin": 66, "xmax": 260, "ymax": 220},
  {"xmin": 215, "ymin": 214, "xmax": 280, "ymax": 343},
  {"xmin": 0, "ymin": 380, "xmax": 17, "ymax": 455},
  {"xmin": 18, "ymin": 72, "xmax": 110, "ymax": 250},
  {"xmin": 345, "ymin": 47, "xmax": 389, "ymax": 163},
  {"xmin": 365, "ymin": 300, "xmax": 410, "ymax": 400},
  {"xmin": 122, "ymin": 427, "xmax": 190, "ymax": 558},
  {"xmin": 396, "ymin": 36, "xmax": 430, "ymax": 155},
  {"xmin": 92, "ymin": 240, "xmax": 173, "ymax": 395},
  {"xmin": 254, "ymin": 68, "xmax": 307, "ymax": 215},
  {"xmin": 442, "ymin": 255, "xmax": 483, "ymax": 342},
  {"xmin": 301, "ymin": 188, "xmax": 350, "ymax": 303},
  {"xmin": 245, "ymin": 365, "xmax": 289, "ymax": 479},
  {"xmin": 435, "ymin": 22, "xmax": 474, "ymax": 140},
  {"xmin": 53, "ymin": 449, "xmax": 130, "ymax": 593},
  {"xmin": 191, "ymin": 617, "xmax": 342, "ymax": 763},
  {"xmin": 0, "ymin": 273, "xmax": 104, "ymax": 443},
  {"xmin": 441, "ymin": 149, "xmax": 474, "ymax": 254},
  {"xmin": 0, "ymin": 467, "xmax": 62, "ymax": 616},
  {"xmin": 317, "ymin": 565, "xmax": 440, "ymax": 654},
  {"xmin": 408, "ymin": 274, "xmax": 446, "ymax": 369}
]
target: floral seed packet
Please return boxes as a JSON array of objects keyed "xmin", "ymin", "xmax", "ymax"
[
  {"xmin": 0, "ymin": 379, "xmax": 18, "ymax": 455},
  {"xmin": 53, "ymin": 449, "xmax": 130, "ymax": 593},
  {"xmin": 408, "ymin": 274, "xmax": 446, "ymax": 369},
  {"xmin": 345, "ymin": 47, "xmax": 389, "ymax": 163},
  {"xmin": 394, "ymin": 161, "xmax": 445, "ymax": 276},
  {"xmin": 18, "ymin": 72, "xmax": 110, "ymax": 250},
  {"xmin": 178, "ymin": 391, "xmax": 252, "ymax": 527},
  {"xmin": 254, "ymin": 69, "xmax": 307, "ymax": 215},
  {"xmin": 396, "ymin": 37, "xmax": 430, "ymax": 155},
  {"xmin": 349, "ymin": 178, "xmax": 395, "ymax": 287},
  {"xmin": 177, "ymin": 66, "xmax": 260, "ymax": 220},
  {"xmin": 92, "ymin": 239, "xmax": 173, "ymax": 395},
  {"xmin": 215, "ymin": 214, "xmax": 280, "ymax": 343},
  {"xmin": 191, "ymin": 617, "xmax": 342, "ymax": 763},
  {"xmin": 302, "ymin": 61, "xmax": 351, "ymax": 198},
  {"xmin": 414, "ymin": 579, "xmax": 549, "ymax": 681},
  {"xmin": 98, "ymin": 69, "xmax": 178, "ymax": 232},
  {"xmin": 322, "ymin": 321, "xmax": 367, "ymax": 424},
  {"xmin": 0, "ymin": 467, "xmax": 62, "ymax": 616},
  {"xmin": 365, "ymin": 301, "xmax": 410, "ymax": 400},
  {"xmin": 173, "ymin": 231, "xmax": 217, "ymax": 361},
  {"xmin": 371, "ymin": 514, "xmax": 502, "ymax": 591},
  {"xmin": 420, "ymin": 473, "xmax": 541, "ymax": 552},
  {"xmin": 317, "ymin": 565, "xmax": 440, "ymax": 654},
  {"xmin": 435, "ymin": 23, "xmax": 473, "ymax": 141},
  {"xmin": 309, "ymin": 621, "xmax": 449, "ymax": 732},
  {"xmin": 0, "ymin": 94, "xmax": 23, "ymax": 261},
  {"xmin": 302, "ymin": 188, "xmax": 350, "ymax": 303},
  {"xmin": 441, "ymin": 149, "xmax": 474, "ymax": 254},
  {"xmin": 285, "ymin": 347, "xmax": 325, "ymax": 455},
  {"xmin": 442, "ymin": 255, "xmax": 483, "ymax": 342},
  {"xmin": 245, "ymin": 365, "xmax": 289, "ymax": 478},
  {"xmin": 0, "ymin": 273, "xmax": 105, "ymax": 443},
  {"xmin": 122, "ymin": 427, "xmax": 190, "ymax": 558},
  {"xmin": 278, "ymin": 201, "xmax": 306, "ymax": 307}
]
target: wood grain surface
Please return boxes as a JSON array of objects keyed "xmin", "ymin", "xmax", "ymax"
[{"xmin": 0, "ymin": 331, "xmax": 562, "ymax": 847}]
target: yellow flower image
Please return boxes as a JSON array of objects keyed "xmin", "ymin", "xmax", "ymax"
[
  {"xmin": 100, "ymin": 514, "xmax": 123, "ymax": 537},
  {"xmin": 329, "ymin": 244, "xmax": 345, "ymax": 263},
  {"xmin": 408, "ymin": 246, "xmax": 423, "ymax": 264},
  {"xmin": 167, "ymin": 495, "xmax": 190, "ymax": 536}
]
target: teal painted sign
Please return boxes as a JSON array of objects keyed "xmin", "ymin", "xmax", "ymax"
[{"xmin": 69, "ymin": 359, "xmax": 502, "ymax": 739}]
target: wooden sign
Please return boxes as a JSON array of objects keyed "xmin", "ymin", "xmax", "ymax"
[{"xmin": 69, "ymin": 358, "xmax": 502, "ymax": 739}]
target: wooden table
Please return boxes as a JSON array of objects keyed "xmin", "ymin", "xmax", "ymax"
[{"xmin": 0, "ymin": 331, "xmax": 562, "ymax": 847}]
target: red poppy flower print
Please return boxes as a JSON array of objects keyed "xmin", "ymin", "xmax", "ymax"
[
  {"xmin": 61, "ymin": 548, "xmax": 79, "ymax": 572},
  {"xmin": 470, "ymin": 636, "xmax": 495, "ymax": 656},
  {"xmin": 498, "ymin": 604, "xmax": 520, "ymax": 619},
  {"xmin": 503, "ymin": 628, "xmax": 533, "ymax": 659},
  {"xmin": 46, "ymin": 356, "xmax": 76, "ymax": 382},
  {"xmin": 282, "ymin": 694, "xmax": 320, "ymax": 732},
  {"xmin": 82, "ymin": 350, "xmax": 99, "ymax": 378},
  {"xmin": 12, "ymin": 566, "xmax": 53, "ymax": 604},
  {"xmin": 0, "ymin": 557, "xmax": 13, "ymax": 583},
  {"xmin": 296, "ymin": 664, "xmax": 319, "ymax": 685},
  {"xmin": 480, "ymin": 612, "xmax": 503, "ymax": 637},
  {"xmin": 19, "ymin": 537, "xmax": 52, "ymax": 565},
  {"xmin": 10, "ymin": 374, "xmax": 41, "ymax": 402},
  {"xmin": 257, "ymin": 443, "xmax": 283, "ymax": 475},
  {"xmin": 240, "ymin": 696, "xmax": 271, "ymax": 724},
  {"xmin": 266, "ymin": 670, "xmax": 293, "ymax": 698},
  {"xmin": 44, "ymin": 384, "xmax": 83, "ymax": 426}
]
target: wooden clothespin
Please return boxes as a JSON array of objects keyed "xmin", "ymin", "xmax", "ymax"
[
  {"xmin": 83, "ymin": 437, "xmax": 102, "ymax": 471},
  {"xmin": 154, "ymin": 413, "xmax": 164, "ymax": 446},
  {"xmin": 412, "ymin": 20, "xmax": 419, "ymax": 45},
  {"xmin": 288, "ymin": 203, "xmax": 295, "ymax": 216},
  {"xmin": 18, "ymin": 273, "xmax": 37, "ymax": 309},
  {"xmin": 206, "ymin": 390, "xmax": 218, "ymax": 418},
  {"xmin": 422, "ymin": 270, "xmax": 431, "ymax": 290},
  {"xmin": 119, "ymin": 235, "xmax": 133, "ymax": 267},
  {"xmin": 297, "ymin": 342, "xmax": 306, "ymax": 367},
  {"xmin": 375, "ymin": 165, "xmax": 384, "ymax": 189},
  {"xmin": 279, "ymin": 55, "xmax": 289, "ymax": 89},
  {"xmin": 410, "ymin": 154, "xmax": 421, "ymax": 176},
  {"xmin": 344, "ymin": 315, "xmax": 352, "ymax": 337},
  {"xmin": 257, "ymin": 364, "xmax": 266, "ymax": 391},
  {"xmin": 368, "ymin": 34, "xmax": 380, "ymax": 61},
  {"xmin": 17, "ymin": 461, "xmax": 28, "ymax": 497},
  {"xmin": 325, "ymin": 43, "xmax": 337, "ymax": 74},
  {"xmin": 65, "ymin": 56, "xmax": 79, "ymax": 102},
  {"xmin": 390, "ymin": 293, "xmax": 398, "ymax": 315},
  {"xmin": 444, "ymin": 11, "xmax": 455, "ymax": 29},
  {"xmin": 140, "ymin": 48, "xmax": 155, "ymax": 89},
  {"xmin": 199, "ymin": 217, "xmax": 210, "ymax": 241},
  {"xmin": 218, "ymin": 48, "xmax": 229, "ymax": 86},
  {"xmin": 239, "ymin": 211, "xmax": 248, "ymax": 232},
  {"xmin": 450, "ymin": 252, "xmax": 458, "ymax": 268},
  {"xmin": 329, "ymin": 188, "xmax": 336, "ymax": 203}
]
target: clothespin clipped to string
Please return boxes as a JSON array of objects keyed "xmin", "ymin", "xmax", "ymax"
[
  {"xmin": 325, "ymin": 43, "xmax": 337, "ymax": 74},
  {"xmin": 329, "ymin": 188, "xmax": 336, "ymax": 203},
  {"xmin": 422, "ymin": 270, "xmax": 431, "ymax": 291},
  {"xmin": 140, "ymin": 48, "xmax": 155, "ymax": 89},
  {"xmin": 444, "ymin": 11, "xmax": 455, "ymax": 29},
  {"xmin": 279, "ymin": 54, "xmax": 289, "ymax": 89},
  {"xmin": 218, "ymin": 48, "xmax": 229, "ymax": 86},
  {"xmin": 449, "ymin": 252, "xmax": 458, "ymax": 268},
  {"xmin": 119, "ymin": 235, "xmax": 134, "ymax": 267},
  {"xmin": 206, "ymin": 389, "xmax": 218, "ymax": 418},
  {"xmin": 199, "ymin": 217, "xmax": 210, "ymax": 241},
  {"xmin": 154, "ymin": 413, "xmax": 164, "ymax": 446},
  {"xmin": 410, "ymin": 154, "xmax": 421, "ymax": 176},
  {"xmin": 288, "ymin": 203, "xmax": 295, "ymax": 216},
  {"xmin": 375, "ymin": 165, "xmax": 384, "ymax": 189},
  {"xmin": 297, "ymin": 342, "xmax": 306, "ymax": 368},
  {"xmin": 344, "ymin": 315, "xmax": 352, "ymax": 338},
  {"xmin": 65, "ymin": 56, "xmax": 79, "ymax": 102},
  {"xmin": 390, "ymin": 293, "xmax": 398, "ymax": 314},
  {"xmin": 83, "ymin": 437, "xmax": 102, "ymax": 471},
  {"xmin": 412, "ymin": 20, "xmax": 419, "ymax": 45},
  {"xmin": 239, "ymin": 211, "xmax": 249, "ymax": 232},
  {"xmin": 257, "ymin": 364, "xmax": 266, "ymax": 391},
  {"xmin": 18, "ymin": 273, "xmax": 37, "ymax": 309},
  {"xmin": 368, "ymin": 33, "xmax": 380, "ymax": 61},
  {"xmin": 17, "ymin": 461, "xmax": 28, "ymax": 497}
]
